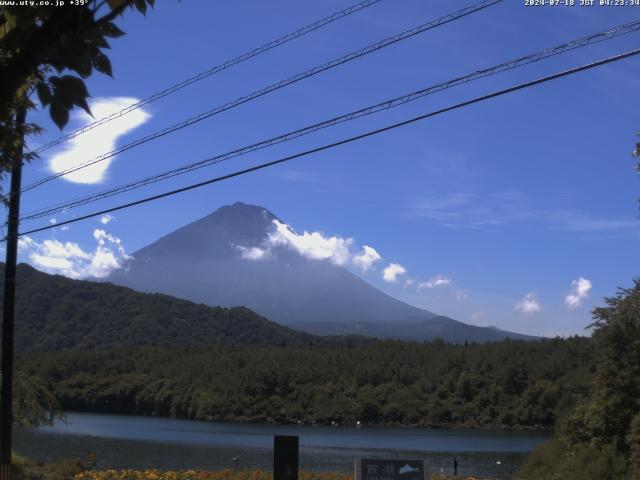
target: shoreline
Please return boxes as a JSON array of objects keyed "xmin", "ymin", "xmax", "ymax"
[{"xmin": 55, "ymin": 409, "xmax": 554, "ymax": 434}]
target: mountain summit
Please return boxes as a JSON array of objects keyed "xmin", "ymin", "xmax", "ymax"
[{"xmin": 108, "ymin": 202, "xmax": 534, "ymax": 342}]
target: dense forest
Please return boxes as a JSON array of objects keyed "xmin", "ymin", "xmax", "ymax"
[
  {"xmin": 20, "ymin": 337, "xmax": 593, "ymax": 430},
  {"xmin": 7, "ymin": 263, "xmax": 640, "ymax": 477},
  {"xmin": 2, "ymin": 263, "xmax": 318, "ymax": 350}
]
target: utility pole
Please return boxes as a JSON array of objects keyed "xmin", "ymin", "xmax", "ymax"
[{"xmin": 0, "ymin": 107, "xmax": 26, "ymax": 480}]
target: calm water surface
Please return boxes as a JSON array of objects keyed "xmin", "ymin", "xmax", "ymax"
[{"xmin": 15, "ymin": 412, "xmax": 550, "ymax": 479}]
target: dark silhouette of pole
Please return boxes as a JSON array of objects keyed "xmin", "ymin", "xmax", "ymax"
[
  {"xmin": 0, "ymin": 107, "xmax": 26, "ymax": 479},
  {"xmin": 274, "ymin": 435, "xmax": 298, "ymax": 480}
]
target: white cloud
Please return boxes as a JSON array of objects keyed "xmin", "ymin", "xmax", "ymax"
[
  {"xmin": 18, "ymin": 229, "xmax": 129, "ymax": 279},
  {"xmin": 515, "ymin": 292, "xmax": 541, "ymax": 314},
  {"xmin": 382, "ymin": 263, "xmax": 406, "ymax": 283},
  {"xmin": 236, "ymin": 221, "xmax": 438, "ymax": 289},
  {"xmin": 17, "ymin": 236, "xmax": 37, "ymax": 252},
  {"xmin": 49, "ymin": 218, "xmax": 57, "ymax": 225},
  {"xmin": 237, "ymin": 245, "xmax": 269, "ymax": 261},
  {"xmin": 47, "ymin": 97, "xmax": 151, "ymax": 184},
  {"xmin": 31, "ymin": 254, "xmax": 73, "ymax": 270},
  {"xmin": 352, "ymin": 245, "xmax": 381, "ymax": 271},
  {"xmin": 236, "ymin": 220, "xmax": 360, "ymax": 266},
  {"xmin": 43, "ymin": 238, "xmax": 90, "ymax": 260},
  {"xmin": 267, "ymin": 219, "xmax": 353, "ymax": 265},
  {"xmin": 100, "ymin": 214, "xmax": 113, "ymax": 225},
  {"xmin": 565, "ymin": 277, "xmax": 592, "ymax": 310},
  {"xmin": 418, "ymin": 274, "xmax": 453, "ymax": 290}
]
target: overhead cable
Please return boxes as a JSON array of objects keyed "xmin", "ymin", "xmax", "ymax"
[
  {"xmin": 16, "ymin": 0, "xmax": 502, "ymax": 198},
  {"xmin": 19, "ymin": 18, "xmax": 640, "ymax": 222},
  {"xmin": 30, "ymin": 0, "xmax": 387, "ymax": 155},
  {"xmin": 15, "ymin": 47, "xmax": 640, "ymax": 239}
]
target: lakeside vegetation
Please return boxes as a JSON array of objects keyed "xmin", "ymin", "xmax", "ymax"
[
  {"xmin": 75, "ymin": 470, "xmax": 353, "ymax": 480},
  {"xmin": 6, "ymin": 263, "xmax": 640, "ymax": 478},
  {"xmin": 20, "ymin": 336, "xmax": 593, "ymax": 430},
  {"xmin": 10, "ymin": 278, "xmax": 640, "ymax": 480},
  {"xmin": 12, "ymin": 279, "xmax": 639, "ymax": 480},
  {"xmin": 73, "ymin": 470, "xmax": 483, "ymax": 480},
  {"xmin": 13, "ymin": 463, "xmax": 480, "ymax": 480},
  {"xmin": 10, "ymin": 457, "xmax": 480, "ymax": 480},
  {"xmin": 518, "ymin": 280, "xmax": 640, "ymax": 480}
]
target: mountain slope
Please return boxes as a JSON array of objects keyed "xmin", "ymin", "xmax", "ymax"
[
  {"xmin": 108, "ymin": 202, "xmax": 535, "ymax": 343},
  {"xmin": 1, "ymin": 263, "xmax": 317, "ymax": 351},
  {"xmin": 109, "ymin": 202, "xmax": 439, "ymax": 325},
  {"xmin": 292, "ymin": 316, "xmax": 535, "ymax": 343}
]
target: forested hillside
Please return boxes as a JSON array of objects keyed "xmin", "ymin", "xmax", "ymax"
[
  {"xmin": 20, "ymin": 337, "xmax": 594, "ymax": 430},
  {"xmin": 2, "ymin": 263, "xmax": 317, "ymax": 350}
]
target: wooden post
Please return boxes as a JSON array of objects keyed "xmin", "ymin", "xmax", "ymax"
[
  {"xmin": 0, "ymin": 107, "xmax": 26, "ymax": 479},
  {"xmin": 274, "ymin": 435, "xmax": 298, "ymax": 480}
]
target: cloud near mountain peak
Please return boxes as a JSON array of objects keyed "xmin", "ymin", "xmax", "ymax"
[{"xmin": 236, "ymin": 219, "xmax": 384, "ymax": 272}]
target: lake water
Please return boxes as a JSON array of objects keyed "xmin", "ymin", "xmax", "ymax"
[{"xmin": 15, "ymin": 412, "xmax": 550, "ymax": 479}]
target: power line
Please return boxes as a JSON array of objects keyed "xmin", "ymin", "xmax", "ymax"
[
  {"xmin": 20, "ymin": 17, "xmax": 640, "ymax": 220},
  {"xmin": 19, "ymin": 18, "xmax": 640, "ymax": 223},
  {"xmin": 30, "ymin": 0, "xmax": 386, "ymax": 156},
  {"xmin": 14, "ymin": 47, "xmax": 640, "ymax": 239},
  {"xmin": 16, "ymin": 0, "xmax": 502, "ymax": 198}
]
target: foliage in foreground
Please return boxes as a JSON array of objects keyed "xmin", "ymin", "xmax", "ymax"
[
  {"xmin": 518, "ymin": 280, "xmax": 640, "ymax": 480},
  {"xmin": 0, "ymin": 370, "xmax": 63, "ymax": 429},
  {"xmin": 517, "ymin": 439, "xmax": 627, "ymax": 480},
  {"xmin": 0, "ymin": 0, "xmax": 156, "ymax": 183},
  {"xmin": 21, "ymin": 336, "xmax": 593, "ymax": 430},
  {"xmin": 72, "ymin": 469, "xmax": 479, "ymax": 480},
  {"xmin": 10, "ymin": 461, "xmax": 482, "ymax": 480},
  {"xmin": 11, "ymin": 456, "xmax": 85, "ymax": 480},
  {"xmin": 75, "ymin": 470, "xmax": 351, "ymax": 480},
  {"xmin": 11, "ymin": 371, "xmax": 63, "ymax": 428}
]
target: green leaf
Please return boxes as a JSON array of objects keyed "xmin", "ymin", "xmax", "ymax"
[
  {"xmin": 100, "ymin": 21, "xmax": 125, "ymax": 38},
  {"xmin": 134, "ymin": 0, "xmax": 147, "ymax": 14},
  {"xmin": 59, "ymin": 75, "xmax": 89, "ymax": 98},
  {"xmin": 36, "ymin": 82, "xmax": 52, "ymax": 107},
  {"xmin": 50, "ymin": 97, "xmax": 69, "ymax": 130},
  {"xmin": 93, "ymin": 35, "xmax": 111, "ymax": 49},
  {"xmin": 91, "ymin": 49, "xmax": 113, "ymax": 77},
  {"xmin": 71, "ymin": 53, "xmax": 93, "ymax": 78},
  {"xmin": 50, "ymin": 75, "xmax": 92, "ymax": 116},
  {"xmin": 73, "ymin": 93, "xmax": 91, "ymax": 117},
  {"xmin": 49, "ymin": 59, "xmax": 66, "ymax": 73}
]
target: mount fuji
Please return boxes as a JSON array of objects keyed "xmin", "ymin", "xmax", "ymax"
[{"xmin": 107, "ymin": 202, "xmax": 535, "ymax": 343}]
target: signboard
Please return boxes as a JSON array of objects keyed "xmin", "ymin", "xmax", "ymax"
[
  {"xmin": 87, "ymin": 452, "xmax": 96, "ymax": 470},
  {"xmin": 274, "ymin": 435, "xmax": 298, "ymax": 480},
  {"xmin": 355, "ymin": 459, "xmax": 427, "ymax": 480}
]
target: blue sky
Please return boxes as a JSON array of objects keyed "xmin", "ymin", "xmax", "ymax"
[{"xmin": 6, "ymin": 0, "xmax": 640, "ymax": 337}]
